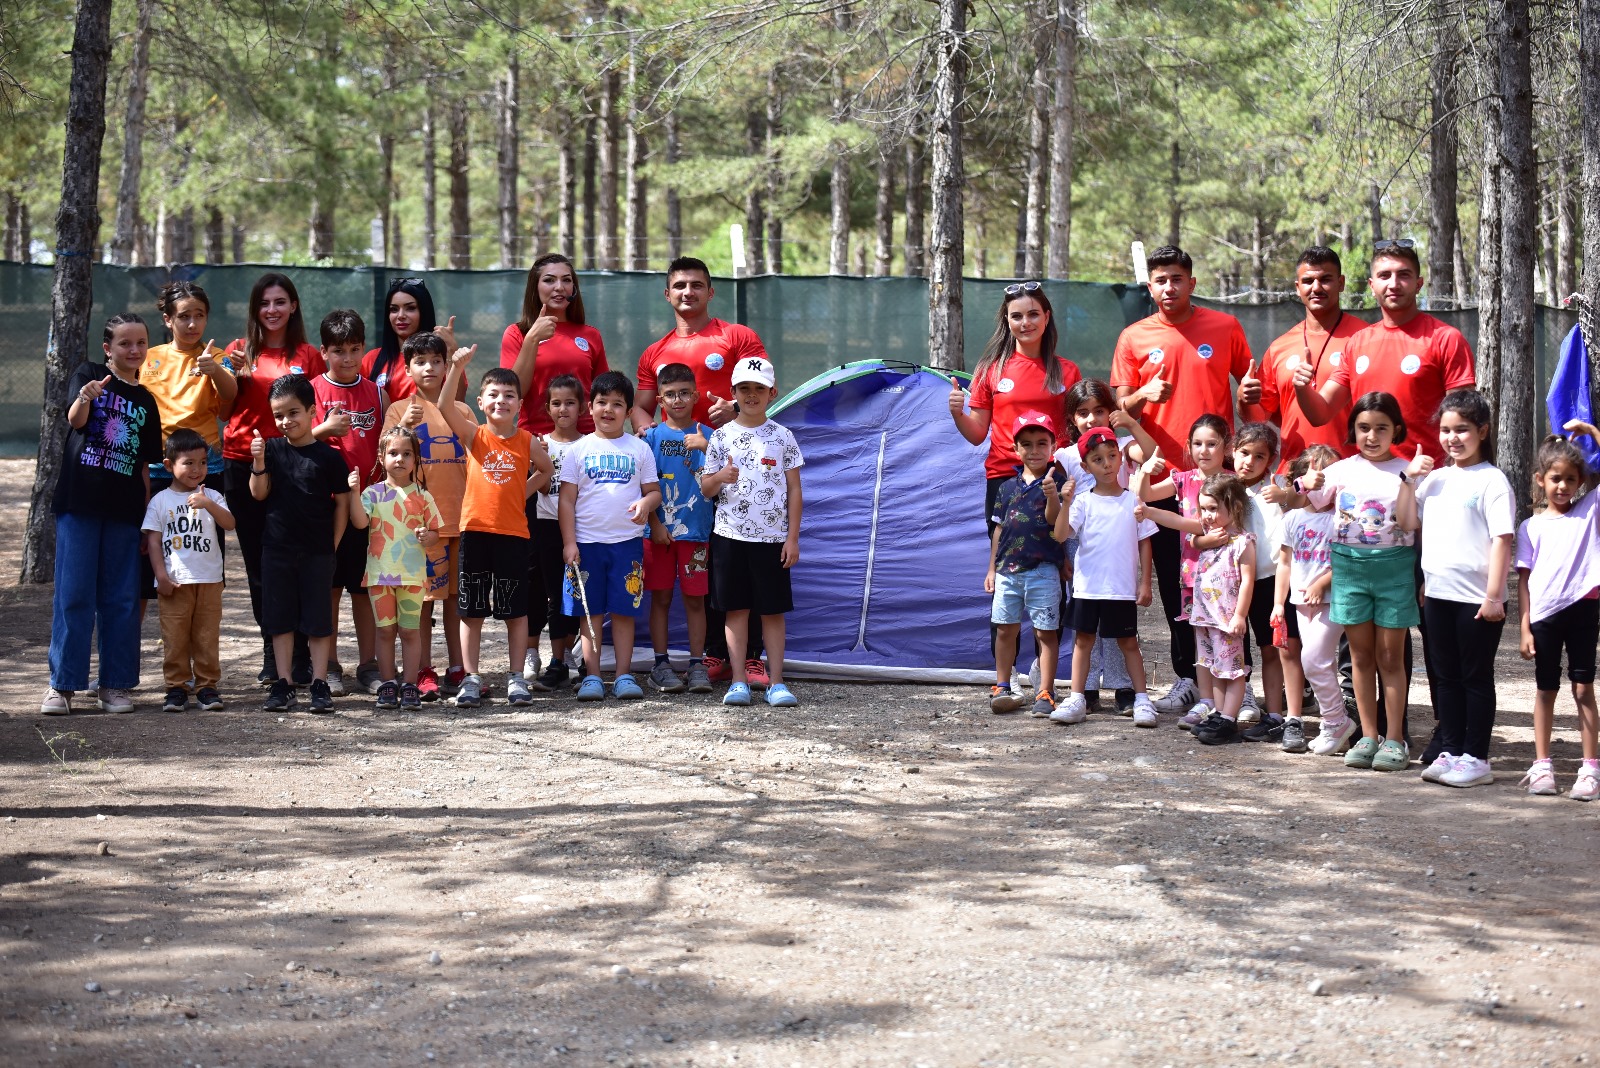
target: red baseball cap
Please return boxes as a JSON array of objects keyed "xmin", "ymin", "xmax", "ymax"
[
  {"xmin": 1011, "ymin": 410, "xmax": 1057, "ymax": 442},
  {"xmin": 1077, "ymin": 425, "xmax": 1118, "ymax": 460}
]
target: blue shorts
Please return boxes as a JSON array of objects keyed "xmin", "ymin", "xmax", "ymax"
[
  {"xmin": 992, "ymin": 565, "xmax": 1061, "ymax": 631},
  {"xmin": 564, "ymin": 540, "xmax": 647, "ymax": 619}
]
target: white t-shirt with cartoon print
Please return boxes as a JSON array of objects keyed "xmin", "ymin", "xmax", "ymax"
[
  {"xmin": 703, "ymin": 418, "xmax": 805, "ymax": 543},
  {"xmin": 536, "ymin": 435, "xmax": 583, "ymax": 522}
]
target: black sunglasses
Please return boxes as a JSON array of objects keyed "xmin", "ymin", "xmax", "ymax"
[
  {"xmin": 1373, "ymin": 239, "xmax": 1415, "ymax": 252},
  {"xmin": 1004, "ymin": 281, "xmax": 1043, "ymax": 296}
]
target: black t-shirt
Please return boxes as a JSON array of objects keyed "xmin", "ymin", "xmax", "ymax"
[
  {"xmin": 52, "ymin": 362, "xmax": 163, "ymax": 522},
  {"xmin": 262, "ymin": 437, "xmax": 349, "ymax": 556}
]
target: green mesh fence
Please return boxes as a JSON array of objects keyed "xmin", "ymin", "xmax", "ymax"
[{"xmin": 0, "ymin": 261, "xmax": 1576, "ymax": 454}]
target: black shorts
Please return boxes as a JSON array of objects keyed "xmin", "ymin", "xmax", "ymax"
[
  {"xmin": 262, "ymin": 548, "xmax": 336, "ymax": 637},
  {"xmin": 708, "ymin": 533, "xmax": 793, "ymax": 616},
  {"xmin": 1283, "ymin": 598, "xmax": 1301, "ymax": 642},
  {"xmin": 332, "ymin": 524, "xmax": 370, "ymax": 592},
  {"xmin": 457, "ymin": 530, "xmax": 530, "ymax": 620},
  {"xmin": 1248, "ymin": 576, "xmax": 1278, "ymax": 649},
  {"xmin": 1067, "ymin": 597, "xmax": 1138, "ymax": 640},
  {"xmin": 1530, "ymin": 597, "xmax": 1600, "ymax": 691}
]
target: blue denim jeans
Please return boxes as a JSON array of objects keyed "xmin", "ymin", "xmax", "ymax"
[{"xmin": 49, "ymin": 511, "xmax": 142, "ymax": 691}]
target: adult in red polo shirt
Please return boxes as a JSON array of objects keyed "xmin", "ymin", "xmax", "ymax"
[
  {"xmin": 1237, "ymin": 246, "xmax": 1364, "ymax": 471},
  {"xmin": 1111, "ymin": 246, "xmax": 1253, "ymax": 711},
  {"xmin": 948, "ymin": 281, "xmax": 1082, "ymax": 526},
  {"xmin": 631, "ymin": 256, "xmax": 765, "ymax": 433},
  {"xmin": 500, "ymin": 253, "xmax": 609, "ymax": 435},
  {"xmin": 1324, "ymin": 241, "xmax": 1475, "ymax": 465}
]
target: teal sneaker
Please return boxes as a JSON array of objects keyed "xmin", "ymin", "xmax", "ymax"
[
  {"xmin": 765, "ymin": 683, "xmax": 798, "ymax": 707},
  {"xmin": 722, "ymin": 682, "xmax": 752, "ymax": 706},
  {"xmin": 1371, "ymin": 739, "xmax": 1410, "ymax": 772},
  {"xmin": 1344, "ymin": 736, "xmax": 1381, "ymax": 769},
  {"xmin": 575, "ymin": 674, "xmax": 606, "ymax": 701},
  {"xmin": 613, "ymin": 673, "xmax": 644, "ymax": 700}
]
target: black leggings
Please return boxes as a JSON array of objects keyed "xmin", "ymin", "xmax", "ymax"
[
  {"xmin": 223, "ymin": 458, "xmax": 269, "ymax": 640},
  {"xmin": 1421, "ymin": 597, "xmax": 1505, "ymax": 760},
  {"xmin": 1149, "ymin": 499, "xmax": 1196, "ymax": 681},
  {"xmin": 527, "ymin": 512, "xmax": 578, "ymax": 643}
]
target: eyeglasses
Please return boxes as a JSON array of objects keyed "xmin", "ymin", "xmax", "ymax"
[
  {"xmin": 1373, "ymin": 240, "xmax": 1415, "ymax": 252},
  {"xmin": 1004, "ymin": 281, "xmax": 1043, "ymax": 296}
]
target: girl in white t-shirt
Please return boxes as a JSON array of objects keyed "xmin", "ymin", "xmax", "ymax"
[
  {"xmin": 1270, "ymin": 445, "xmax": 1349, "ymax": 756},
  {"xmin": 1304, "ymin": 391, "xmax": 1431, "ymax": 774},
  {"xmin": 1414, "ymin": 390, "xmax": 1515, "ymax": 789}
]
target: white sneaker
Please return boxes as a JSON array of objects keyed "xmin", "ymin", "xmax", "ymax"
[
  {"xmin": 325, "ymin": 669, "xmax": 347, "ymax": 698},
  {"xmin": 1050, "ymin": 693, "xmax": 1088, "ymax": 725},
  {"xmin": 1308, "ymin": 716, "xmax": 1358, "ymax": 756},
  {"xmin": 1152, "ymin": 678, "xmax": 1199, "ymax": 714},
  {"xmin": 1420, "ymin": 751, "xmax": 1458, "ymax": 784},
  {"xmin": 523, "ymin": 649, "xmax": 541, "ymax": 681},
  {"xmin": 1131, "ymin": 695, "xmax": 1158, "ymax": 728},
  {"xmin": 1026, "ymin": 658, "xmax": 1042, "ymax": 695},
  {"xmin": 1570, "ymin": 763, "xmax": 1600, "ymax": 801},
  {"xmin": 1236, "ymin": 689, "xmax": 1263, "ymax": 726},
  {"xmin": 1519, "ymin": 760, "xmax": 1558, "ymax": 795},
  {"xmin": 1441, "ymin": 755, "xmax": 1494, "ymax": 789}
]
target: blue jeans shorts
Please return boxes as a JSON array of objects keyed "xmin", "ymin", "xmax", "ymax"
[{"xmin": 992, "ymin": 565, "xmax": 1061, "ymax": 631}]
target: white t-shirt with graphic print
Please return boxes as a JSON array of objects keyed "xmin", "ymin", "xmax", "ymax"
[
  {"xmin": 559, "ymin": 432, "xmax": 659, "ymax": 545},
  {"xmin": 703, "ymin": 418, "xmax": 805, "ymax": 543}
]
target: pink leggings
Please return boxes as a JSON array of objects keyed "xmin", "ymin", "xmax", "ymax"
[{"xmin": 1295, "ymin": 603, "xmax": 1346, "ymax": 719}]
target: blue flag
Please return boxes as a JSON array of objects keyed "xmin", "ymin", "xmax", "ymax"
[{"xmin": 1547, "ymin": 325, "xmax": 1600, "ymax": 467}]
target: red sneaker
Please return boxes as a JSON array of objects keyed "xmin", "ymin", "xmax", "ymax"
[
  {"xmin": 416, "ymin": 667, "xmax": 441, "ymax": 703},
  {"xmin": 704, "ymin": 656, "xmax": 732, "ymax": 683},
  {"xmin": 744, "ymin": 659, "xmax": 771, "ymax": 690}
]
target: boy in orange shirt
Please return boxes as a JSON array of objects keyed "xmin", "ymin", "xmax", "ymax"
[
  {"xmin": 381, "ymin": 332, "xmax": 478, "ymax": 701},
  {"xmin": 438, "ymin": 344, "xmax": 553, "ymax": 707}
]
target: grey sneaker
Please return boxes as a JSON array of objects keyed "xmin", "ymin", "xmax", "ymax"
[
  {"xmin": 648, "ymin": 661, "xmax": 686, "ymax": 693},
  {"xmin": 356, "ymin": 661, "xmax": 383, "ymax": 695},
  {"xmin": 522, "ymin": 649, "xmax": 541, "ymax": 681},
  {"xmin": 1281, "ymin": 717, "xmax": 1308, "ymax": 753},
  {"xmin": 686, "ymin": 661, "xmax": 713, "ymax": 694},
  {"xmin": 41, "ymin": 688, "xmax": 73, "ymax": 715},
  {"xmin": 325, "ymin": 668, "xmax": 348, "ymax": 698},
  {"xmin": 454, "ymin": 674, "xmax": 483, "ymax": 708},
  {"xmin": 506, "ymin": 676, "xmax": 533, "ymax": 706},
  {"xmin": 96, "ymin": 688, "xmax": 135, "ymax": 714}
]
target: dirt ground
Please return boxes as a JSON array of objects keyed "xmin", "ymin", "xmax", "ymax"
[{"xmin": 1, "ymin": 455, "xmax": 1597, "ymax": 1068}]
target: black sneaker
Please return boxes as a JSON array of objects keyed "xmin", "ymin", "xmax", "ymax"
[
  {"xmin": 291, "ymin": 662, "xmax": 313, "ymax": 687},
  {"xmin": 1241, "ymin": 713, "xmax": 1285, "ymax": 743},
  {"xmin": 308, "ymin": 679, "xmax": 334, "ymax": 714},
  {"xmin": 374, "ymin": 680, "xmax": 400, "ymax": 711},
  {"xmin": 258, "ymin": 643, "xmax": 277, "ymax": 687},
  {"xmin": 536, "ymin": 661, "xmax": 568, "ymax": 691},
  {"xmin": 162, "ymin": 687, "xmax": 189, "ymax": 713},
  {"xmin": 1114, "ymin": 688, "xmax": 1135, "ymax": 714},
  {"xmin": 1195, "ymin": 711, "xmax": 1237, "ymax": 746},
  {"xmin": 196, "ymin": 687, "xmax": 224, "ymax": 711},
  {"xmin": 1084, "ymin": 689, "xmax": 1100, "ymax": 712},
  {"xmin": 399, "ymin": 682, "xmax": 422, "ymax": 710},
  {"xmin": 264, "ymin": 678, "xmax": 294, "ymax": 711},
  {"xmin": 1281, "ymin": 717, "xmax": 1308, "ymax": 753}
]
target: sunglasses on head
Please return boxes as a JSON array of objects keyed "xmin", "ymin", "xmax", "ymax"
[
  {"xmin": 1004, "ymin": 281, "xmax": 1043, "ymax": 296},
  {"xmin": 1373, "ymin": 239, "xmax": 1415, "ymax": 252}
]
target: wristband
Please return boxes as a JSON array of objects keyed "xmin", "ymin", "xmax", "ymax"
[{"xmin": 251, "ymin": 466, "xmax": 266, "ymax": 475}]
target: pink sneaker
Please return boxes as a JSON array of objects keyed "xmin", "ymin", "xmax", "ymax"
[{"xmin": 1519, "ymin": 760, "xmax": 1558, "ymax": 796}]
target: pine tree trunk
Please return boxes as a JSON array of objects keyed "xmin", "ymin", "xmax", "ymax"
[
  {"xmin": 927, "ymin": 0, "xmax": 967, "ymax": 371},
  {"xmin": 1581, "ymin": 0, "xmax": 1600, "ymax": 399},
  {"xmin": 664, "ymin": 109, "xmax": 681, "ymax": 262},
  {"xmin": 625, "ymin": 54, "xmax": 649, "ymax": 272},
  {"xmin": 448, "ymin": 98, "xmax": 471, "ymax": 269},
  {"xmin": 765, "ymin": 71, "xmax": 784, "ymax": 274},
  {"xmin": 1538, "ymin": 177, "xmax": 1557, "ymax": 304},
  {"xmin": 497, "ymin": 58, "xmax": 520, "ymax": 268},
  {"xmin": 582, "ymin": 113, "xmax": 597, "ymax": 269},
  {"xmin": 559, "ymin": 108, "xmax": 577, "ymax": 261},
  {"xmin": 1167, "ymin": 142, "xmax": 1181, "ymax": 246},
  {"xmin": 423, "ymin": 101, "xmax": 438, "ymax": 269},
  {"xmin": 829, "ymin": 71, "xmax": 849, "ymax": 276},
  {"xmin": 903, "ymin": 137, "xmax": 925, "ymax": 278},
  {"xmin": 1368, "ymin": 179, "xmax": 1383, "ymax": 247},
  {"xmin": 109, "ymin": 0, "xmax": 152, "ymax": 267},
  {"xmin": 1250, "ymin": 213, "xmax": 1266, "ymax": 303},
  {"xmin": 1023, "ymin": 7, "xmax": 1048, "ymax": 280},
  {"xmin": 1013, "ymin": 198, "xmax": 1027, "ymax": 278},
  {"xmin": 1047, "ymin": 0, "xmax": 1076, "ymax": 279},
  {"xmin": 377, "ymin": 58, "xmax": 397, "ymax": 266},
  {"xmin": 309, "ymin": 193, "xmax": 334, "ymax": 261},
  {"xmin": 1557, "ymin": 155, "xmax": 1577, "ymax": 301},
  {"xmin": 1427, "ymin": 3, "xmax": 1459, "ymax": 307},
  {"xmin": 1498, "ymin": 0, "xmax": 1536, "ymax": 517},
  {"xmin": 874, "ymin": 145, "xmax": 894, "ymax": 276},
  {"xmin": 1476, "ymin": 77, "xmax": 1503, "ymax": 398},
  {"xmin": 3, "ymin": 193, "xmax": 16, "ymax": 260},
  {"xmin": 231, "ymin": 218, "xmax": 245, "ymax": 264},
  {"xmin": 597, "ymin": 71, "xmax": 620, "ymax": 270},
  {"xmin": 23, "ymin": 0, "xmax": 113, "ymax": 584},
  {"xmin": 744, "ymin": 109, "xmax": 766, "ymax": 274},
  {"xmin": 204, "ymin": 205, "xmax": 224, "ymax": 263}
]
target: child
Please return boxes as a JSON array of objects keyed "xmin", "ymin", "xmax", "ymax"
[
  {"xmin": 1141, "ymin": 474, "xmax": 1256, "ymax": 744},
  {"xmin": 698, "ymin": 356, "xmax": 805, "ymax": 708},
  {"xmin": 1053, "ymin": 426, "xmax": 1158, "ymax": 726},
  {"xmin": 350, "ymin": 427, "xmax": 444, "ymax": 710},
  {"xmin": 642, "ymin": 363, "xmax": 716, "ymax": 694},
  {"xmin": 526, "ymin": 375, "xmax": 584, "ymax": 691},
  {"xmin": 142, "ymin": 428, "xmax": 236, "ymax": 713},
  {"xmin": 143, "ymin": 280, "xmax": 233, "ymax": 493},
  {"xmin": 1515, "ymin": 421, "xmax": 1600, "ymax": 800},
  {"xmin": 1303, "ymin": 391, "xmax": 1431, "ymax": 772},
  {"xmin": 559, "ymin": 371, "xmax": 661, "ymax": 700},
  {"xmin": 1415, "ymin": 389, "xmax": 1515, "ymax": 789},
  {"xmin": 42, "ymin": 314, "xmax": 164, "ymax": 715},
  {"xmin": 313, "ymin": 309, "xmax": 385, "ymax": 697},
  {"xmin": 438, "ymin": 345, "xmax": 553, "ymax": 708},
  {"xmin": 249, "ymin": 374, "xmax": 351, "ymax": 713},
  {"xmin": 381, "ymin": 331, "xmax": 477, "ymax": 701},
  {"xmin": 986, "ymin": 412, "xmax": 1066, "ymax": 716},
  {"xmin": 1231, "ymin": 422, "xmax": 1284, "ymax": 728},
  {"xmin": 1268, "ymin": 445, "xmax": 1352, "ymax": 755},
  {"xmin": 1053, "ymin": 379, "xmax": 1160, "ymax": 713},
  {"xmin": 1137, "ymin": 414, "xmax": 1231, "ymax": 721}
]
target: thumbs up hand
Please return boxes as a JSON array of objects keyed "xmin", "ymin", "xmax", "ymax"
[
  {"xmin": 706, "ymin": 392, "xmax": 736, "ymax": 427},
  {"xmin": 1405, "ymin": 443, "xmax": 1433, "ymax": 480},
  {"xmin": 948, "ymin": 384, "xmax": 966, "ymax": 417},
  {"xmin": 1237, "ymin": 360, "xmax": 1262, "ymax": 406},
  {"xmin": 1142, "ymin": 446, "xmax": 1167, "ymax": 479},
  {"xmin": 1141, "ymin": 370, "xmax": 1173, "ymax": 406},
  {"xmin": 250, "ymin": 429, "xmax": 265, "ymax": 462},
  {"xmin": 324, "ymin": 402, "xmax": 351, "ymax": 437},
  {"xmin": 1291, "ymin": 355, "xmax": 1315, "ymax": 390},
  {"xmin": 79, "ymin": 375, "xmax": 113, "ymax": 403}
]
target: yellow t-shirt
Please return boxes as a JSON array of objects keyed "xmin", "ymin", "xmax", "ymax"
[{"xmin": 141, "ymin": 342, "xmax": 230, "ymax": 448}]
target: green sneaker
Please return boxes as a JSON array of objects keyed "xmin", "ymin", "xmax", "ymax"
[
  {"xmin": 1343, "ymin": 736, "xmax": 1381, "ymax": 769},
  {"xmin": 1371, "ymin": 739, "xmax": 1410, "ymax": 772}
]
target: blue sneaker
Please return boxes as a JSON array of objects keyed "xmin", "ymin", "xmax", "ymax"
[
  {"xmin": 576, "ymin": 674, "xmax": 606, "ymax": 702},
  {"xmin": 612, "ymin": 673, "xmax": 644, "ymax": 700},
  {"xmin": 722, "ymin": 682, "xmax": 752, "ymax": 706},
  {"xmin": 765, "ymin": 683, "xmax": 798, "ymax": 707}
]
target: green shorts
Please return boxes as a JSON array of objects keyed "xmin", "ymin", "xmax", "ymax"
[{"xmin": 1330, "ymin": 543, "xmax": 1419, "ymax": 630}]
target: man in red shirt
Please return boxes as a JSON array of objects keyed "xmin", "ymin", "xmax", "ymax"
[
  {"xmin": 1111, "ymin": 245, "xmax": 1254, "ymax": 713},
  {"xmin": 632, "ymin": 257, "xmax": 772, "ymax": 685},
  {"xmin": 1237, "ymin": 246, "xmax": 1364, "ymax": 470},
  {"xmin": 1321, "ymin": 241, "xmax": 1475, "ymax": 463}
]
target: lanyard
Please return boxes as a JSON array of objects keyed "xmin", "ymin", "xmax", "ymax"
[{"xmin": 1302, "ymin": 312, "xmax": 1345, "ymax": 380}]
